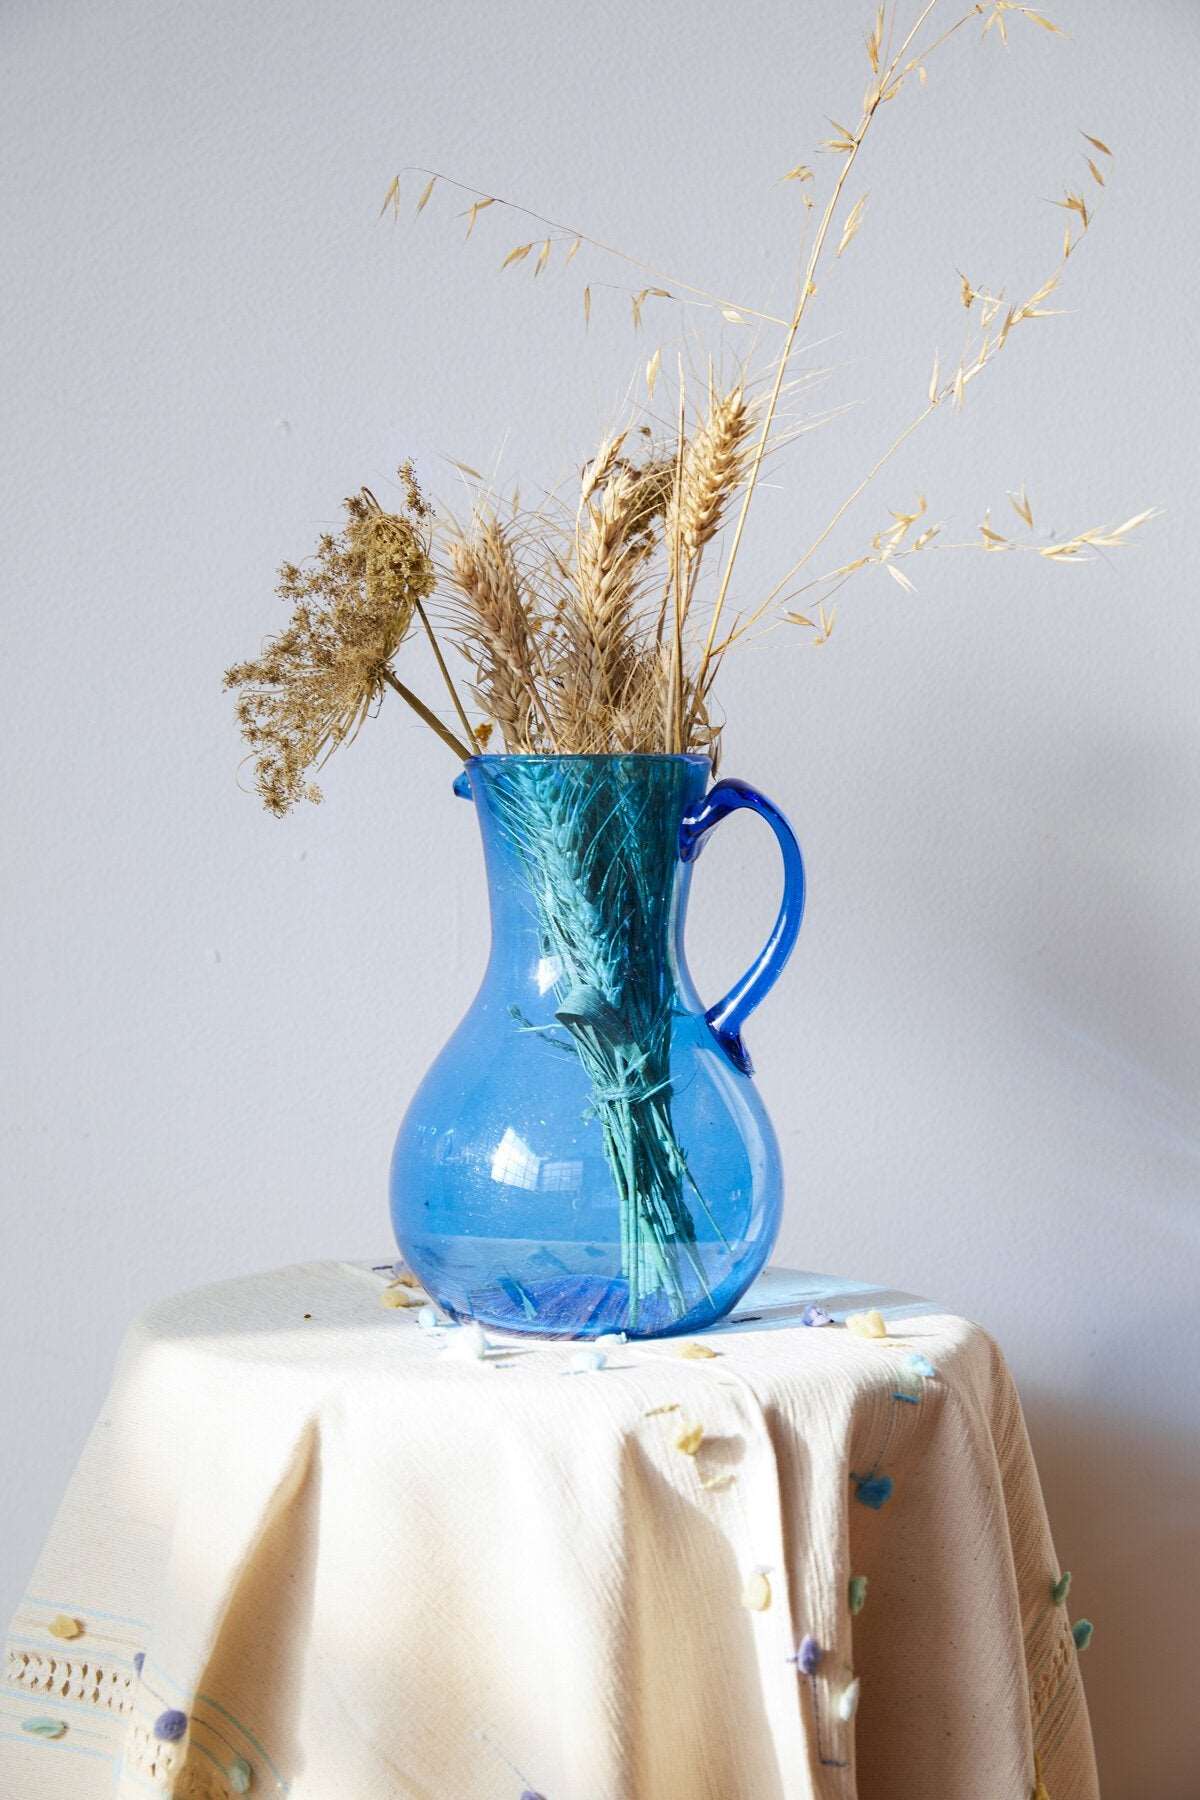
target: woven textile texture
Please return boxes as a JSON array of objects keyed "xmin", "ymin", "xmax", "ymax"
[{"xmin": 0, "ymin": 1262, "xmax": 1097, "ymax": 1799}]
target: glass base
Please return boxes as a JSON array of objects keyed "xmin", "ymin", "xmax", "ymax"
[{"xmin": 401, "ymin": 1229, "xmax": 770, "ymax": 1339}]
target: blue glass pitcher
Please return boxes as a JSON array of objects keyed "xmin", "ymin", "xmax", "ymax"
[{"xmin": 390, "ymin": 754, "xmax": 804, "ymax": 1338}]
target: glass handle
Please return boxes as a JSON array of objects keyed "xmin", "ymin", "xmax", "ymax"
[{"xmin": 679, "ymin": 778, "xmax": 805, "ymax": 1074}]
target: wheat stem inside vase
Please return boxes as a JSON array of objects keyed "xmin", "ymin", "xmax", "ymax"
[{"xmin": 492, "ymin": 763, "xmax": 709, "ymax": 1328}]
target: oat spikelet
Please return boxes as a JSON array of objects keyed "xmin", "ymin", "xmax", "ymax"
[{"xmin": 447, "ymin": 516, "xmax": 543, "ymax": 752}]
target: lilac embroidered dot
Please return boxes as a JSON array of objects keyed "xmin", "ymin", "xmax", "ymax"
[
  {"xmin": 852, "ymin": 1472, "xmax": 894, "ymax": 1510},
  {"xmin": 520, "ymin": 1791, "xmax": 548, "ymax": 1799},
  {"xmin": 794, "ymin": 1635, "xmax": 822, "ymax": 1675},
  {"xmin": 801, "ymin": 1305, "xmax": 834, "ymax": 1328},
  {"xmin": 153, "ymin": 1709, "xmax": 188, "ymax": 1743},
  {"xmin": 132, "ymin": 1652, "xmax": 145, "ymax": 1676}
]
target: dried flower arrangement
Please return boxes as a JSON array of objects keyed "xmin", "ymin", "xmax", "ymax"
[
  {"xmin": 227, "ymin": 1, "xmax": 1154, "ymax": 813},
  {"xmin": 225, "ymin": 2, "xmax": 1159, "ymax": 1330}
]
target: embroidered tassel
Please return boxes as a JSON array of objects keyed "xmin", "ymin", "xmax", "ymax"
[
  {"xmin": 380, "ymin": 1284, "xmax": 422, "ymax": 1309},
  {"xmin": 442, "ymin": 1321, "xmax": 490, "ymax": 1361},
  {"xmin": 845, "ymin": 1310, "xmax": 887, "ymax": 1338},
  {"xmin": 742, "ymin": 1569, "xmax": 772, "ymax": 1611},
  {"xmin": 851, "ymin": 1472, "xmax": 894, "ymax": 1509},
  {"xmin": 789, "ymin": 1635, "xmax": 822, "ymax": 1675}
]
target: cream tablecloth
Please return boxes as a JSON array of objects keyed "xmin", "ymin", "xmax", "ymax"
[{"xmin": 1, "ymin": 1262, "xmax": 1097, "ymax": 1800}]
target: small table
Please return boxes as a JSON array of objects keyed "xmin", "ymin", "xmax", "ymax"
[{"xmin": 1, "ymin": 1263, "xmax": 1097, "ymax": 1799}]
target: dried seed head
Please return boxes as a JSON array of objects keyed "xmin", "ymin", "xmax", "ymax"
[{"xmin": 224, "ymin": 475, "xmax": 433, "ymax": 814}]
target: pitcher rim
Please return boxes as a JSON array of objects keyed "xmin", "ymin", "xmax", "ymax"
[{"xmin": 463, "ymin": 752, "xmax": 712, "ymax": 767}]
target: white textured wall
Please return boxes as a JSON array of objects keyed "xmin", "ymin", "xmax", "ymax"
[{"xmin": 2, "ymin": 1, "xmax": 1196, "ymax": 1791}]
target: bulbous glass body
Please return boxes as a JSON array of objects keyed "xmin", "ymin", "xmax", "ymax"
[{"xmin": 390, "ymin": 754, "xmax": 802, "ymax": 1338}]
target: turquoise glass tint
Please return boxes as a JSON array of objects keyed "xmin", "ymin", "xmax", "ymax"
[{"xmin": 390, "ymin": 754, "xmax": 805, "ymax": 1338}]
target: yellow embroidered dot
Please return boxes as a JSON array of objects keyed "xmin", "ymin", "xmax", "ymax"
[
  {"xmin": 47, "ymin": 1616, "xmax": 83, "ymax": 1641},
  {"xmin": 845, "ymin": 1310, "xmax": 888, "ymax": 1338},
  {"xmin": 677, "ymin": 1341, "xmax": 719, "ymax": 1359},
  {"xmin": 741, "ymin": 1571, "xmax": 772, "ymax": 1611},
  {"xmin": 674, "ymin": 1424, "xmax": 705, "ymax": 1456},
  {"xmin": 21, "ymin": 1718, "xmax": 67, "ymax": 1739},
  {"xmin": 380, "ymin": 1286, "xmax": 422, "ymax": 1308}
]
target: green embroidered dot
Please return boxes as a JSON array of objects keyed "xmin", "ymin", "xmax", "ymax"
[
  {"xmin": 1051, "ymin": 1571, "xmax": 1071, "ymax": 1606},
  {"xmin": 21, "ymin": 1718, "xmax": 67, "ymax": 1739},
  {"xmin": 848, "ymin": 1574, "xmax": 868, "ymax": 1614},
  {"xmin": 1072, "ymin": 1618, "xmax": 1094, "ymax": 1652},
  {"xmin": 228, "ymin": 1754, "xmax": 254, "ymax": 1792}
]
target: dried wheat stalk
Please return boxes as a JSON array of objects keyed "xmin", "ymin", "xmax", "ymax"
[{"xmin": 445, "ymin": 515, "xmax": 551, "ymax": 752}]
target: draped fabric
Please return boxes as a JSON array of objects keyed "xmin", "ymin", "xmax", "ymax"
[{"xmin": 1, "ymin": 1263, "xmax": 1097, "ymax": 1800}]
